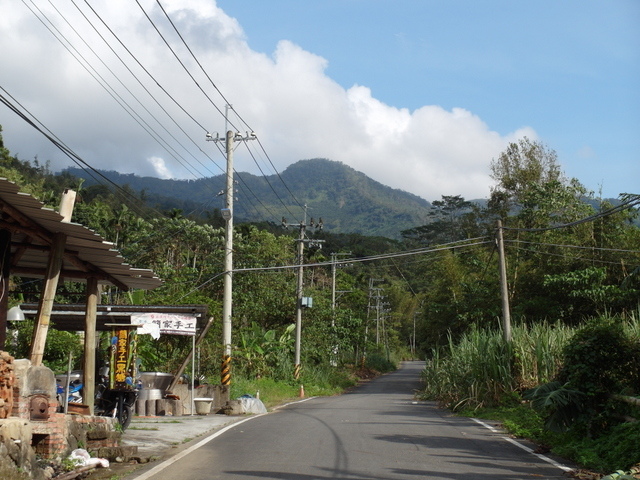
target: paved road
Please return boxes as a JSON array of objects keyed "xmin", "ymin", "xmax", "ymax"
[{"xmin": 133, "ymin": 361, "xmax": 571, "ymax": 479}]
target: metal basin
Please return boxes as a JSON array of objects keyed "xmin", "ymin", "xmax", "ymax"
[{"xmin": 139, "ymin": 372, "xmax": 174, "ymax": 391}]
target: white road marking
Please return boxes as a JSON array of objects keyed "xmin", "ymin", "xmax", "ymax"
[
  {"xmin": 131, "ymin": 397, "xmax": 317, "ymax": 480},
  {"xmin": 471, "ymin": 417, "xmax": 573, "ymax": 472}
]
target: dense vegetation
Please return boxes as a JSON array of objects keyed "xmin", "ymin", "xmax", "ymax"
[
  {"xmin": 65, "ymin": 157, "xmax": 434, "ymax": 239},
  {"xmin": 2, "ymin": 126, "xmax": 639, "ymax": 475}
]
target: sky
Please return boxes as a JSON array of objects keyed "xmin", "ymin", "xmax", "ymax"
[{"xmin": 0, "ymin": 0, "xmax": 638, "ymax": 210}]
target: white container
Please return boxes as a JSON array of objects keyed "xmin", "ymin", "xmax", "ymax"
[{"xmin": 193, "ymin": 398, "xmax": 213, "ymax": 415}]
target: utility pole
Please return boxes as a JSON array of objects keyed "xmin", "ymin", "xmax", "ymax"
[
  {"xmin": 331, "ymin": 252, "xmax": 352, "ymax": 315},
  {"xmin": 283, "ymin": 210, "xmax": 323, "ymax": 379},
  {"xmin": 411, "ymin": 309, "xmax": 422, "ymax": 358},
  {"xmin": 496, "ymin": 219, "xmax": 512, "ymax": 343},
  {"xmin": 206, "ymin": 128, "xmax": 255, "ymax": 386},
  {"xmin": 330, "ymin": 252, "xmax": 351, "ymax": 366},
  {"xmin": 294, "ymin": 221, "xmax": 305, "ymax": 379},
  {"xmin": 363, "ymin": 278, "xmax": 384, "ymax": 365}
]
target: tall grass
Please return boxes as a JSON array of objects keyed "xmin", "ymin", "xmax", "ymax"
[
  {"xmin": 420, "ymin": 321, "xmax": 575, "ymax": 410},
  {"xmin": 421, "ymin": 312, "xmax": 640, "ymax": 410}
]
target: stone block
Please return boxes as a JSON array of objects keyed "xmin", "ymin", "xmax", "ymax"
[
  {"xmin": 91, "ymin": 445, "xmax": 138, "ymax": 462},
  {"xmin": 145, "ymin": 399, "xmax": 156, "ymax": 416},
  {"xmin": 155, "ymin": 399, "xmax": 169, "ymax": 415},
  {"xmin": 136, "ymin": 398, "xmax": 146, "ymax": 416}
]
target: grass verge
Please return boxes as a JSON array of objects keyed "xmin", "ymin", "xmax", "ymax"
[{"xmin": 459, "ymin": 402, "xmax": 640, "ymax": 478}]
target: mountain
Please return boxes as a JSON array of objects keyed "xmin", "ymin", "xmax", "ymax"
[{"xmin": 65, "ymin": 159, "xmax": 434, "ymax": 238}]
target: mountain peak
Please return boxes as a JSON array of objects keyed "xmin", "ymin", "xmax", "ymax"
[{"xmin": 64, "ymin": 159, "xmax": 433, "ymax": 238}]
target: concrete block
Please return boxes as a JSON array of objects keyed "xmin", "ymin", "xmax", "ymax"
[
  {"xmin": 145, "ymin": 400, "xmax": 156, "ymax": 416},
  {"xmin": 169, "ymin": 399, "xmax": 182, "ymax": 416},
  {"xmin": 156, "ymin": 399, "xmax": 169, "ymax": 416},
  {"xmin": 136, "ymin": 398, "xmax": 146, "ymax": 416}
]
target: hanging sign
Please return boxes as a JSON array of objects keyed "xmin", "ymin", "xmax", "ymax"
[
  {"xmin": 131, "ymin": 312, "xmax": 197, "ymax": 336},
  {"xmin": 109, "ymin": 326, "xmax": 137, "ymax": 391}
]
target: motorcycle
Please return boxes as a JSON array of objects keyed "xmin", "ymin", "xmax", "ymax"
[
  {"xmin": 94, "ymin": 373, "xmax": 138, "ymax": 430},
  {"xmin": 56, "ymin": 379, "xmax": 83, "ymax": 410}
]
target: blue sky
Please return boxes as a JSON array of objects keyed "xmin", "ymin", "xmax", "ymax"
[
  {"xmin": 0, "ymin": 0, "xmax": 638, "ymax": 203},
  {"xmin": 217, "ymin": 0, "xmax": 640, "ymax": 197}
]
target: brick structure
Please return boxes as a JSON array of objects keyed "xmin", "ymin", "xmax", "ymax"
[
  {"xmin": 0, "ymin": 351, "xmax": 14, "ymax": 418},
  {"xmin": 0, "ymin": 354, "xmax": 128, "ymax": 479}
]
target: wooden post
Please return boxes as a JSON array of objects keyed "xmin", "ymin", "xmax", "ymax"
[
  {"xmin": 59, "ymin": 189, "xmax": 77, "ymax": 222},
  {"xmin": 30, "ymin": 232, "xmax": 66, "ymax": 366},
  {"xmin": 30, "ymin": 189, "xmax": 76, "ymax": 365},
  {"xmin": 0, "ymin": 229, "xmax": 11, "ymax": 350},
  {"xmin": 83, "ymin": 276, "xmax": 99, "ymax": 414},
  {"xmin": 167, "ymin": 316, "xmax": 214, "ymax": 394}
]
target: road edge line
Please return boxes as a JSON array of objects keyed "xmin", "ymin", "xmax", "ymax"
[
  {"xmin": 130, "ymin": 398, "xmax": 316, "ymax": 479},
  {"xmin": 130, "ymin": 415, "xmax": 263, "ymax": 480},
  {"xmin": 471, "ymin": 417, "xmax": 573, "ymax": 473}
]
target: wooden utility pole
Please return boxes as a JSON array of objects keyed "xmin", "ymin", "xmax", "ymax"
[{"xmin": 496, "ymin": 220, "xmax": 512, "ymax": 343}]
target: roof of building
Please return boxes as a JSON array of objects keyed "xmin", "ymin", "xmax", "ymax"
[{"xmin": 0, "ymin": 178, "xmax": 162, "ymax": 290}]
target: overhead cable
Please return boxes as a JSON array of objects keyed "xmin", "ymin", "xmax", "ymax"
[{"xmin": 503, "ymin": 194, "xmax": 640, "ymax": 233}]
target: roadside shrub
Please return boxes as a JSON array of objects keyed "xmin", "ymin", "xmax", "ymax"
[
  {"xmin": 365, "ymin": 353, "xmax": 396, "ymax": 374},
  {"xmin": 524, "ymin": 316, "xmax": 639, "ymax": 439},
  {"xmin": 555, "ymin": 318, "xmax": 640, "ymax": 435}
]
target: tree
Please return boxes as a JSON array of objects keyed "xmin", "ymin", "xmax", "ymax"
[
  {"xmin": 488, "ymin": 137, "xmax": 564, "ymax": 217},
  {"xmin": 401, "ymin": 195, "xmax": 481, "ymax": 246}
]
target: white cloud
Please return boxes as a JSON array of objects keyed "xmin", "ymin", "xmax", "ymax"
[
  {"xmin": 148, "ymin": 156, "xmax": 173, "ymax": 179},
  {"xmin": 0, "ymin": 0, "xmax": 536, "ymax": 202}
]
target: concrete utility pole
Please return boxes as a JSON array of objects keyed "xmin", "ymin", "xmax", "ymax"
[
  {"xmin": 363, "ymin": 278, "xmax": 384, "ymax": 365},
  {"xmin": 330, "ymin": 252, "xmax": 352, "ymax": 317},
  {"xmin": 283, "ymin": 210, "xmax": 324, "ymax": 380},
  {"xmin": 329, "ymin": 252, "xmax": 350, "ymax": 367},
  {"xmin": 206, "ymin": 129, "xmax": 255, "ymax": 386},
  {"xmin": 496, "ymin": 220, "xmax": 512, "ymax": 343},
  {"xmin": 411, "ymin": 309, "xmax": 422, "ymax": 358},
  {"xmin": 294, "ymin": 222, "xmax": 305, "ymax": 379}
]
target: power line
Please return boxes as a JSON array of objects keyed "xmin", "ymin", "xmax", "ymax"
[
  {"xmin": 503, "ymin": 194, "xmax": 640, "ymax": 233},
  {"xmin": 140, "ymin": 0, "xmax": 306, "ymax": 222},
  {"xmin": 150, "ymin": 0, "xmax": 248, "ymax": 132},
  {"xmin": 71, "ymin": 0, "xmax": 226, "ymax": 179},
  {"xmin": 506, "ymin": 244, "xmax": 638, "ymax": 267},
  {"xmin": 19, "ymin": 2, "xmax": 313, "ymax": 230},
  {"xmin": 134, "ymin": 0, "xmax": 230, "ymax": 127},
  {"xmin": 178, "ymin": 237, "xmax": 492, "ymax": 298},
  {"xmin": 0, "ymin": 86, "xmax": 154, "ymax": 219},
  {"xmin": 80, "ymin": 0, "xmax": 210, "ymax": 134},
  {"xmin": 27, "ymin": 0, "xmax": 218, "ymax": 185},
  {"xmin": 505, "ymin": 239, "xmax": 640, "ymax": 256},
  {"xmin": 143, "ymin": 0, "xmax": 307, "ymax": 219}
]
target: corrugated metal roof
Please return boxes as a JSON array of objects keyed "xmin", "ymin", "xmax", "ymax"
[{"xmin": 0, "ymin": 178, "xmax": 162, "ymax": 290}]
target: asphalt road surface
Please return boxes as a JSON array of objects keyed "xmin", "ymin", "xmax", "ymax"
[{"xmin": 134, "ymin": 361, "xmax": 571, "ymax": 479}]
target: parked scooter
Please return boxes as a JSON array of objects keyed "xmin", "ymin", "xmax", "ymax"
[
  {"xmin": 94, "ymin": 370, "xmax": 138, "ymax": 430},
  {"xmin": 56, "ymin": 379, "xmax": 83, "ymax": 409}
]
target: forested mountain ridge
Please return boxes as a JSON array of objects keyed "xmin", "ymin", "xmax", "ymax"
[{"xmin": 64, "ymin": 158, "xmax": 434, "ymax": 238}]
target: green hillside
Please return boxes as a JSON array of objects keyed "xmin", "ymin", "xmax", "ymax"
[{"xmin": 65, "ymin": 158, "xmax": 433, "ymax": 238}]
